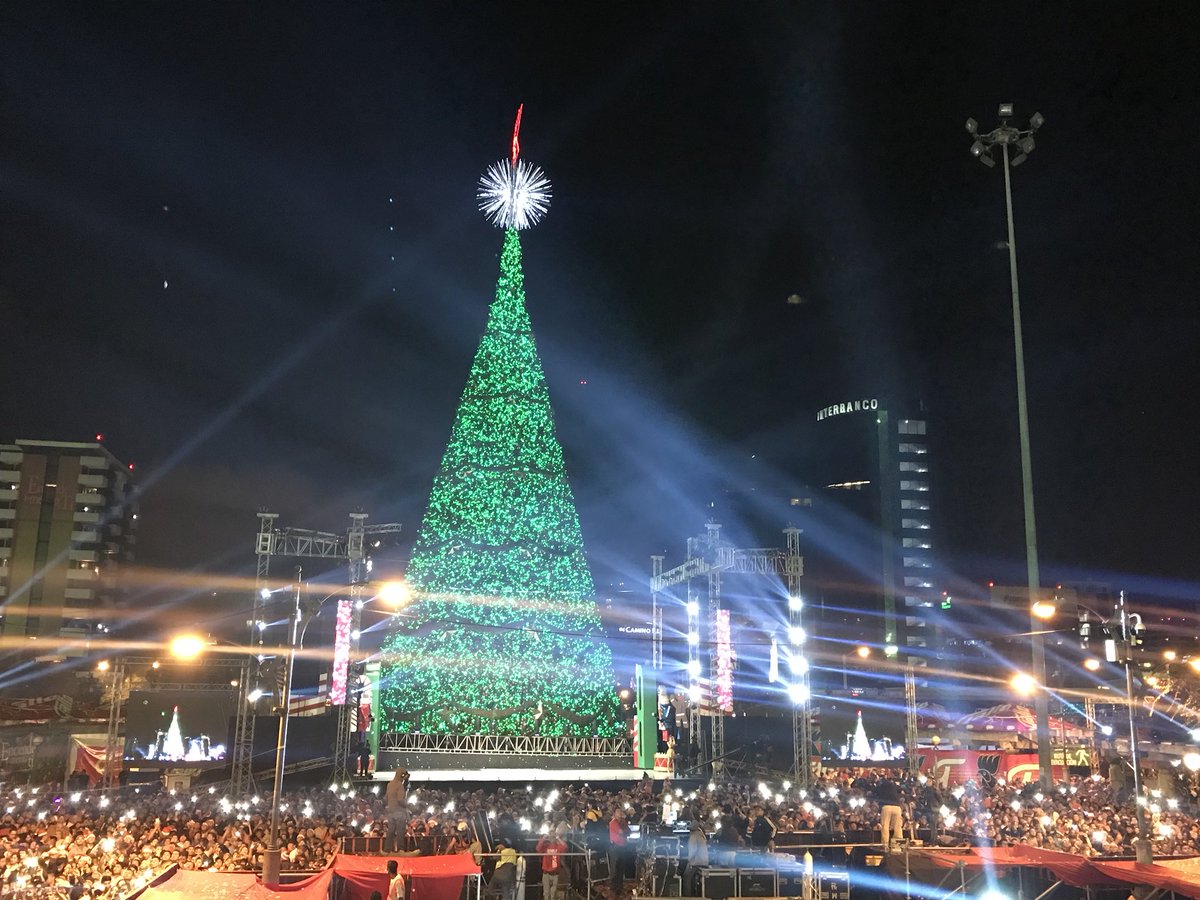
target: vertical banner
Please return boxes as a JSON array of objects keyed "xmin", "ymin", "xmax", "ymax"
[
  {"xmin": 716, "ymin": 609, "xmax": 733, "ymax": 712},
  {"xmin": 634, "ymin": 665, "xmax": 657, "ymax": 768},
  {"xmin": 330, "ymin": 599, "xmax": 353, "ymax": 705}
]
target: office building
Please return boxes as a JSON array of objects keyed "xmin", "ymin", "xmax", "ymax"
[
  {"xmin": 0, "ymin": 439, "xmax": 137, "ymax": 646},
  {"xmin": 806, "ymin": 397, "xmax": 939, "ymax": 662}
]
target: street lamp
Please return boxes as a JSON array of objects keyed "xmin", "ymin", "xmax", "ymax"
[
  {"xmin": 842, "ymin": 645, "xmax": 871, "ymax": 690},
  {"xmin": 1011, "ymin": 672, "xmax": 1038, "ymax": 697},
  {"xmin": 967, "ymin": 102, "xmax": 1050, "ymax": 786},
  {"xmin": 255, "ymin": 575, "xmax": 408, "ymax": 884},
  {"xmin": 1075, "ymin": 592, "xmax": 1153, "ymax": 864}
]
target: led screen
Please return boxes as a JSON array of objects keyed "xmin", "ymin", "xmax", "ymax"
[{"xmin": 124, "ymin": 690, "xmax": 238, "ymax": 767}]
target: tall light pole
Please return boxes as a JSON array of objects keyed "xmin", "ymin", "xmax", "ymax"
[
  {"xmin": 260, "ymin": 575, "xmax": 410, "ymax": 884},
  {"xmin": 842, "ymin": 645, "xmax": 871, "ymax": 691},
  {"xmin": 966, "ymin": 103, "xmax": 1051, "ymax": 786}
]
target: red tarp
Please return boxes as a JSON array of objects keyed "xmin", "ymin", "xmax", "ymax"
[
  {"xmin": 136, "ymin": 854, "xmax": 480, "ymax": 900},
  {"xmin": 331, "ymin": 854, "xmax": 481, "ymax": 900},
  {"xmin": 140, "ymin": 869, "xmax": 333, "ymax": 900},
  {"xmin": 904, "ymin": 846, "xmax": 1200, "ymax": 898}
]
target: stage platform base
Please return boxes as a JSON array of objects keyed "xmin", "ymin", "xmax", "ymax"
[
  {"xmin": 371, "ymin": 766, "xmax": 670, "ymax": 782},
  {"xmin": 374, "ymin": 732, "xmax": 657, "ymax": 781}
]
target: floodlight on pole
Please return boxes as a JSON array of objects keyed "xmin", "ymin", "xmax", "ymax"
[
  {"xmin": 169, "ymin": 634, "xmax": 208, "ymax": 661},
  {"xmin": 965, "ymin": 102, "xmax": 1051, "ymax": 788},
  {"xmin": 1032, "ymin": 599, "xmax": 1057, "ymax": 621},
  {"xmin": 377, "ymin": 580, "xmax": 412, "ymax": 609},
  {"xmin": 1011, "ymin": 672, "xmax": 1038, "ymax": 697}
]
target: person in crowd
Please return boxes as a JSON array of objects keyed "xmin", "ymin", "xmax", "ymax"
[
  {"xmin": 387, "ymin": 859, "xmax": 405, "ymax": 900},
  {"xmin": 748, "ymin": 804, "xmax": 776, "ymax": 852},
  {"xmin": 681, "ymin": 819, "xmax": 708, "ymax": 896},
  {"xmin": 489, "ymin": 838, "xmax": 518, "ymax": 900},
  {"xmin": 536, "ymin": 824, "xmax": 568, "ymax": 900},
  {"xmin": 607, "ymin": 808, "xmax": 629, "ymax": 896}
]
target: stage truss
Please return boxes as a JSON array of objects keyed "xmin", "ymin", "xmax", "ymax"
[{"xmin": 651, "ymin": 523, "xmax": 809, "ymax": 786}]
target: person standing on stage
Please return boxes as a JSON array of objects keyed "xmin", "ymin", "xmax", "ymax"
[
  {"xmin": 385, "ymin": 768, "xmax": 411, "ymax": 852},
  {"xmin": 874, "ymin": 775, "xmax": 905, "ymax": 849}
]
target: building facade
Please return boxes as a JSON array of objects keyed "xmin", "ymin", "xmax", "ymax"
[
  {"xmin": 808, "ymin": 397, "xmax": 938, "ymax": 662},
  {"xmin": 0, "ymin": 439, "xmax": 137, "ymax": 646}
]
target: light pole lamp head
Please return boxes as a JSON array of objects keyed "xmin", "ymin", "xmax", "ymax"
[
  {"xmin": 1030, "ymin": 112, "xmax": 1045, "ymax": 131},
  {"xmin": 999, "ymin": 103, "xmax": 1014, "ymax": 119},
  {"xmin": 965, "ymin": 117, "xmax": 979, "ymax": 134}
]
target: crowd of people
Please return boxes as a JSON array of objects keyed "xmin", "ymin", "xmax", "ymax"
[{"xmin": 2, "ymin": 765, "xmax": 1199, "ymax": 900}]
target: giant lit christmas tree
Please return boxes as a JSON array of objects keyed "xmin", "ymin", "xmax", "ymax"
[{"xmin": 379, "ymin": 108, "xmax": 621, "ymax": 738}]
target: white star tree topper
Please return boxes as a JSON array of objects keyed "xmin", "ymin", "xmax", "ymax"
[{"xmin": 477, "ymin": 104, "xmax": 552, "ymax": 230}]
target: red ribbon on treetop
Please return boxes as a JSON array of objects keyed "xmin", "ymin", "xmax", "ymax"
[{"xmin": 510, "ymin": 103, "xmax": 523, "ymax": 167}]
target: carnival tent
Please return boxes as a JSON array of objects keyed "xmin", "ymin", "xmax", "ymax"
[{"xmin": 957, "ymin": 704, "xmax": 1088, "ymax": 740}]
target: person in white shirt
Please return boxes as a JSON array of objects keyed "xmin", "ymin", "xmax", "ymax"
[{"xmin": 387, "ymin": 859, "xmax": 405, "ymax": 900}]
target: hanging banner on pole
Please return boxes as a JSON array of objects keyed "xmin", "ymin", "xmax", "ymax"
[
  {"xmin": 330, "ymin": 599, "xmax": 353, "ymax": 705},
  {"xmin": 715, "ymin": 610, "xmax": 733, "ymax": 713}
]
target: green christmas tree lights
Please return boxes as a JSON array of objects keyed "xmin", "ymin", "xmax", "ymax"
[{"xmin": 380, "ymin": 228, "xmax": 621, "ymax": 737}]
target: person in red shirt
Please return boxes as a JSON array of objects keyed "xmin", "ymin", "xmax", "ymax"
[
  {"xmin": 607, "ymin": 810, "xmax": 629, "ymax": 895},
  {"xmin": 536, "ymin": 825, "xmax": 569, "ymax": 900}
]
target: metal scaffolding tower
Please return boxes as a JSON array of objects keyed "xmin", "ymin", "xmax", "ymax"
[
  {"xmin": 904, "ymin": 663, "xmax": 919, "ymax": 776},
  {"xmin": 230, "ymin": 511, "xmax": 401, "ymax": 794},
  {"xmin": 650, "ymin": 522, "xmax": 807, "ymax": 785}
]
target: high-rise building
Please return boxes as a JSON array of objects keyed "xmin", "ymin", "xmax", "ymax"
[
  {"xmin": 0, "ymin": 439, "xmax": 137, "ymax": 645},
  {"xmin": 806, "ymin": 397, "xmax": 939, "ymax": 663}
]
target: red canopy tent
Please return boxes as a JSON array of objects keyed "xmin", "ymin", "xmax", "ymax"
[{"xmin": 891, "ymin": 845, "xmax": 1200, "ymax": 898}]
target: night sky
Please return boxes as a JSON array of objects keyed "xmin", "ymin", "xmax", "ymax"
[{"xmin": 3, "ymin": 2, "xmax": 1198, "ymax": 625}]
